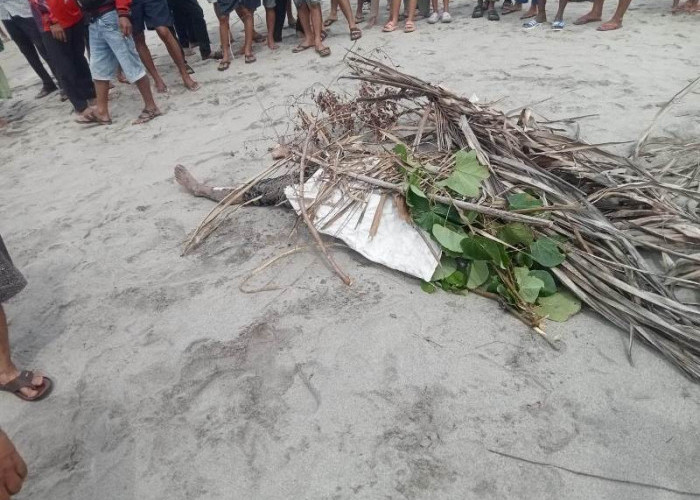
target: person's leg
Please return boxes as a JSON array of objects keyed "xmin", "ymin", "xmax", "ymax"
[
  {"xmin": 86, "ymin": 15, "xmax": 115, "ymax": 121},
  {"xmin": 295, "ymin": 3, "xmax": 314, "ymax": 47},
  {"xmin": 366, "ymin": 0, "xmax": 379, "ymax": 26},
  {"xmin": 67, "ymin": 20, "xmax": 95, "ymax": 107},
  {"xmin": 521, "ymin": 0, "xmax": 537, "ymax": 17},
  {"xmin": 153, "ymin": 26, "xmax": 199, "ymax": 89},
  {"xmin": 535, "ymin": 0, "xmax": 546, "ymax": 22},
  {"xmin": 184, "ymin": 0, "xmax": 212, "ymax": 58},
  {"xmin": 3, "ymin": 18, "xmax": 57, "ymax": 95},
  {"xmin": 41, "ymin": 31, "xmax": 89, "ymax": 113},
  {"xmin": 274, "ymin": 0, "xmax": 287, "ymax": 40},
  {"xmin": 0, "ymin": 24, "xmax": 9, "ymax": 42},
  {"xmin": 217, "ymin": 11, "xmax": 232, "ymax": 68},
  {"xmin": 309, "ymin": 3, "xmax": 328, "ymax": 51},
  {"xmin": 553, "ymin": 0, "xmax": 568, "ymax": 22},
  {"xmin": 133, "ymin": 75, "xmax": 159, "ymax": 118},
  {"xmin": 0, "ymin": 236, "xmax": 47, "ymax": 401},
  {"xmin": 132, "ymin": 32, "xmax": 169, "ymax": 92},
  {"xmin": 0, "ymin": 306, "xmax": 45, "ymax": 400},
  {"xmin": 236, "ymin": 6, "xmax": 255, "ymax": 61},
  {"xmin": 574, "ymin": 0, "xmax": 604, "ymax": 23},
  {"xmin": 386, "ymin": 0, "xmax": 402, "ymax": 26},
  {"xmin": 428, "ymin": 0, "xmax": 439, "ymax": 20},
  {"xmin": 175, "ymin": 165, "xmax": 236, "ymax": 202},
  {"xmin": 355, "ymin": 0, "xmax": 364, "ymax": 22},
  {"xmin": 404, "ymin": 0, "xmax": 418, "ymax": 28},
  {"xmin": 265, "ymin": 6, "xmax": 279, "ymax": 49},
  {"xmin": 598, "ymin": 0, "xmax": 632, "ymax": 29},
  {"xmin": 92, "ymin": 80, "xmax": 111, "ymax": 121},
  {"xmin": 287, "ymin": 0, "xmax": 297, "ymax": 24},
  {"xmin": 326, "ymin": 0, "xmax": 339, "ymax": 23},
  {"xmin": 336, "ymin": 0, "xmax": 361, "ymax": 33}
]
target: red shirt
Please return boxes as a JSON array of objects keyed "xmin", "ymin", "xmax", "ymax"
[{"xmin": 46, "ymin": 0, "xmax": 83, "ymax": 28}]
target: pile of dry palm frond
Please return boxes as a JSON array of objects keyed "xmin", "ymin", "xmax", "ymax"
[{"xmin": 187, "ymin": 54, "xmax": 700, "ymax": 381}]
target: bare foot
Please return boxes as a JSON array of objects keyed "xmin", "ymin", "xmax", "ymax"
[
  {"xmin": 175, "ymin": 165, "xmax": 207, "ymax": 197},
  {"xmin": 268, "ymin": 40, "xmax": 279, "ymax": 50},
  {"xmin": 597, "ymin": 19, "xmax": 622, "ymax": 30},
  {"xmin": 365, "ymin": 15, "xmax": 377, "ymax": 28},
  {"xmin": 574, "ymin": 11, "xmax": 602, "ymax": 24},
  {"xmin": 183, "ymin": 76, "xmax": 201, "ymax": 91},
  {"xmin": 154, "ymin": 79, "xmax": 168, "ymax": 93},
  {"xmin": 520, "ymin": 6, "xmax": 537, "ymax": 18},
  {"xmin": 0, "ymin": 367, "xmax": 44, "ymax": 399}
]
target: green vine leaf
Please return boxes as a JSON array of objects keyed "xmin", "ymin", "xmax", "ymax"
[
  {"xmin": 535, "ymin": 292, "xmax": 581, "ymax": 322},
  {"xmin": 467, "ymin": 261, "xmax": 490, "ymax": 289},
  {"xmin": 529, "ymin": 237, "xmax": 565, "ymax": 268},
  {"xmin": 432, "ymin": 224, "xmax": 465, "ymax": 253},
  {"xmin": 437, "ymin": 150, "xmax": 490, "ymax": 198}
]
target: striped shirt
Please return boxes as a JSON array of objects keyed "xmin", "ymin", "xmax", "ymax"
[{"xmin": 0, "ymin": 0, "xmax": 33, "ymax": 20}]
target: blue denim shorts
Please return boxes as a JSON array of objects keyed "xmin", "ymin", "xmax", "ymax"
[{"xmin": 88, "ymin": 10, "xmax": 147, "ymax": 83}]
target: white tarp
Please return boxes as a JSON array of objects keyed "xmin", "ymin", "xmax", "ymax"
[{"xmin": 284, "ymin": 169, "xmax": 441, "ymax": 281}]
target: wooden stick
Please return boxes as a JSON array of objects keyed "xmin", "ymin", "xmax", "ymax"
[
  {"xmin": 339, "ymin": 171, "xmax": 554, "ymax": 227},
  {"xmin": 297, "ymin": 125, "xmax": 353, "ymax": 286}
]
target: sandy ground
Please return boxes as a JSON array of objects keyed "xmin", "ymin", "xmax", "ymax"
[{"xmin": 1, "ymin": 1, "xmax": 700, "ymax": 498}]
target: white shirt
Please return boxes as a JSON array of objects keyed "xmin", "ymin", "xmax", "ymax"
[{"xmin": 0, "ymin": 0, "xmax": 33, "ymax": 21}]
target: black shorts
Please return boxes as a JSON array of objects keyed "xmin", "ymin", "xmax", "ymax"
[{"xmin": 131, "ymin": 0, "xmax": 173, "ymax": 33}]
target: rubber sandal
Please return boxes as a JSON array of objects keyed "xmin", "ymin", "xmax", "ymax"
[
  {"xmin": 217, "ymin": 60, "xmax": 231, "ymax": 71},
  {"xmin": 323, "ymin": 17, "xmax": 337, "ymax": 27},
  {"xmin": 487, "ymin": 9, "xmax": 500, "ymax": 20},
  {"xmin": 383, "ymin": 20, "xmax": 397, "ymax": 31},
  {"xmin": 75, "ymin": 110, "xmax": 112, "ymax": 125},
  {"xmin": 292, "ymin": 44, "xmax": 312, "ymax": 53},
  {"xmin": 0, "ymin": 371, "xmax": 53, "ymax": 402},
  {"xmin": 350, "ymin": 27, "xmax": 362, "ymax": 40},
  {"xmin": 211, "ymin": 49, "xmax": 224, "ymax": 60},
  {"xmin": 253, "ymin": 32, "xmax": 266, "ymax": 43},
  {"xmin": 404, "ymin": 20, "xmax": 416, "ymax": 32},
  {"xmin": 132, "ymin": 108, "xmax": 162, "ymax": 125},
  {"xmin": 245, "ymin": 54, "xmax": 257, "ymax": 63},
  {"xmin": 501, "ymin": 0, "xmax": 513, "ymax": 11},
  {"xmin": 551, "ymin": 19, "xmax": 565, "ymax": 30},
  {"xmin": 522, "ymin": 19, "xmax": 542, "ymax": 29},
  {"xmin": 472, "ymin": 4, "xmax": 484, "ymax": 17},
  {"xmin": 316, "ymin": 46, "xmax": 331, "ymax": 57},
  {"xmin": 321, "ymin": 29, "xmax": 329, "ymax": 40}
]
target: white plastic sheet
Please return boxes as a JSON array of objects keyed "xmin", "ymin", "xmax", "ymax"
[{"xmin": 284, "ymin": 170, "xmax": 441, "ymax": 281}]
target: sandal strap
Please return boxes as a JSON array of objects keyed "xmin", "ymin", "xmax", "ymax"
[{"xmin": 3, "ymin": 371, "xmax": 37, "ymax": 393}]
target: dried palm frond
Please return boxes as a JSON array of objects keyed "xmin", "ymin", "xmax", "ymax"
[{"xmin": 186, "ymin": 54, "xmax": 700, "ymax": 381}]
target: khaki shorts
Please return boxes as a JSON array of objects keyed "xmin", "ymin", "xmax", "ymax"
[{"xmin": 293, "ymin": 0, "xmax": 321, "ymax": 7}]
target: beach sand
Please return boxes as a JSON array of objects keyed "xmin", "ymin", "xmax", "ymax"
[{"xmin": 1, "ymin": 1, "xmax": 699, "ymax": 498}]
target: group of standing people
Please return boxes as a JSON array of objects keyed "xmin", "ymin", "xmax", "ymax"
[{"xmin": 1, "ymin": 0, "xmax": 697, "ymax": 125}]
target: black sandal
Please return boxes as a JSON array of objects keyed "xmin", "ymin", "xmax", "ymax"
[
  {"xmin": 487, "ymin": 8, "xmax": 500, "ymax": 20},
  {"xmin": 472, "ymin": 2, "xmax": 485, "ymax": 17}
]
